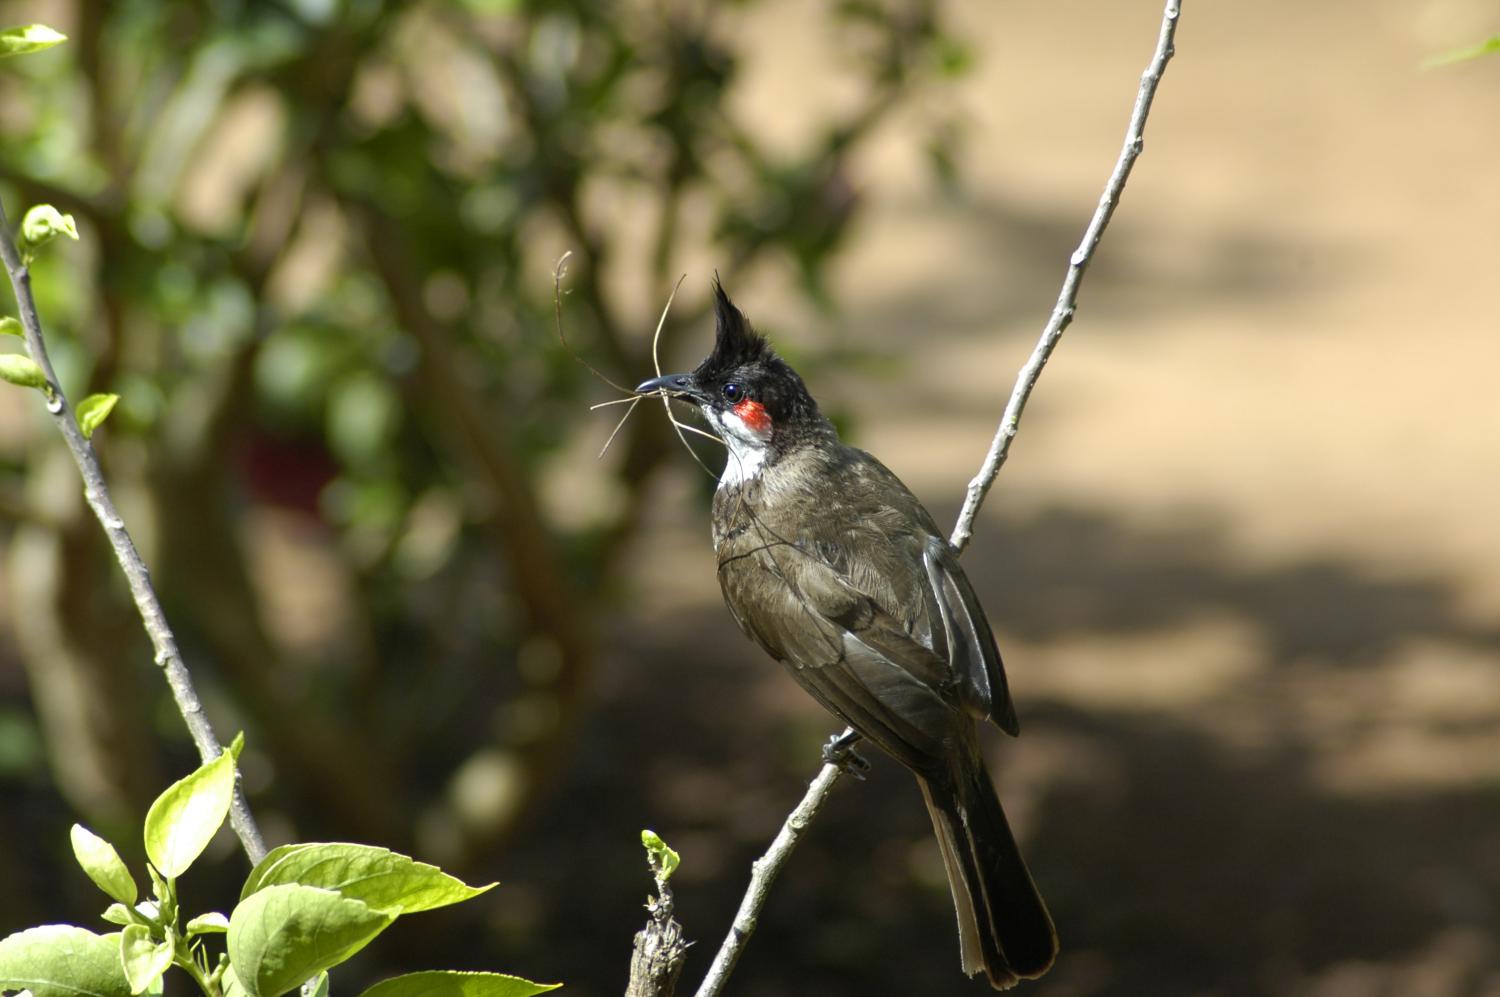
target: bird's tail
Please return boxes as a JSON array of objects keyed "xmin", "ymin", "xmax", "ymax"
[{"xmin": 918, "ymin": 747, "xmax": 1057, "ymax": 990}]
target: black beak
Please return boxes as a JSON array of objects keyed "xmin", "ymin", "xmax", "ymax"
[{"xmin": 634, "ymin": 373, "xmax": 704, "ymax": 400}]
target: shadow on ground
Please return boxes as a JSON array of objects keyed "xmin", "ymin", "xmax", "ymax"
[
  {"xmin": 438, "ymin": 500, "xmax": 1500, "ymax": 997},
  {"xmin": 5, "ymin": 493, "xmax": 1495, "ymax": 996},
  {"xmin": 842, "ymin": 191, "xmax": 1368, "ymax": 360}
]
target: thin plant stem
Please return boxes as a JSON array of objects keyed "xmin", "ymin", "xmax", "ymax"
[
  {"xmin": 0, "ymin": 198, "xmax": 268, "ymax": 865},
  {"xmin": 949, "ymin": 0, "xmax": 1183, "ymax": 554}
]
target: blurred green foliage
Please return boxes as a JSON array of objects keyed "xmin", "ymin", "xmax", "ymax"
[
  {"xmin": 1424, "ymin": 33, "xmax": 1500, "ymax": 66},
  {"xmin": 0, "ymin": 0, "xmax": 967, "ymax": 950}
]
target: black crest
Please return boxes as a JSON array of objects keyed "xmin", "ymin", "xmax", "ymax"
[
  {"xmin": 693, "ymin": 278, "xmax": 826, "ymax": 431},
  {"xmin": 701, "ymin": 277, "xmax": 773, "ymax": 376}
]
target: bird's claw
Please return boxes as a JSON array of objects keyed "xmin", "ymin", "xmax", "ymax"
[{"xmin": 822, "ymin": 729, "xmax": 869, "ymax": 779}]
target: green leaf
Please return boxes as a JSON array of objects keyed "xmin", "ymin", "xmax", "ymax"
[
  {"xmin": 356, "ymin": 971, "xmax": 561, "ymax": 997},
  {"xmin": 1425, "ymin": 34, "xmax": 1500, "ymax": 68},
  {"xmin": 305, "ymin": 972, "xmax": 330, "ymax": 997},
  {"xmin": 143, "ymin": 749, "xmax": 236, "ymax": 879},
  {"xmin": 0, "ymin": 24, "xmax": 67, "ymax": 57},
  {"xmin": 146, "ymin": 864, "xmax": 170, "ymax": 907},
  {"xmin": 185, "ymin": 912, "xmax": 230, "ymax": 935},
  {"xmin": 76, "ymin": 393, "xmax": 120, "ymax": 439},
  {"xmin": 227, "ymin": 885, "xmax": 395, "ymax": 997},
  {"xmin": 241, "ymin": 843, "xmax": 494, "ymax": 915},
  {"xmin": 0, "ymin": 353, "xmax": 47, "ymax": 390},
  {"xmin": 0, "ymin": 316, "xmax": 21, "ymax": 337},
  {"xmin": 102, "ymin": 904, "xmax": 135, "ymax": 927},
  {"xmin": 223, "ymin": 965, "xmax": 248, "ymax": 997},
  {"xmin": 0, "ymin": 925, "xmax": 130, "ymax": 997},
  {"xmin": 119, "ymin": 925, "xmax": 172, "ymax": 996},
  {"xmin": 20, "ymin": 204, "xmax": 80, "ymax": 250},
  {"xmin": 640, "ymin": 829, "xmax": 680, "ymax": 882},
  {"xmin": 71, "ymin": 825, "xmax": 138, "ymax": 905}
]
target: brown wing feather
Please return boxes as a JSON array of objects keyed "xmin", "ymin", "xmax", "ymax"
[
  {"xmin": 923, "ymin": 538, "xmax": 1018, "ymax": 734},
  {"xmin": 713, "ymin": 445, "xmax": 1019, "ymax": 770}
]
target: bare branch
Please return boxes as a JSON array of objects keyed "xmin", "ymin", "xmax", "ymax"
[
  {"xmin": 949, "ymin": 0, "xmax": 1182, "ymax": 553},
  {"xmin": 693, "ymin": 754, "xmax": 847, "ymax": 997},
  {"xmin": 627, "ymin": 905, "xmax": 688, "ymax": 997},
  {"xmin": 689, "ymin": 1, "xmax": 1185, "ymax": 990},
  {"xmin": 0, "ymin": 198, "xmax": 268, "ymax": 865}
]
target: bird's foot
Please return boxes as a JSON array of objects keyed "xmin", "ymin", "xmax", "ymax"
[{"xmin": 822, "ymin": 728, "xmax": 869, "ymax": 779}]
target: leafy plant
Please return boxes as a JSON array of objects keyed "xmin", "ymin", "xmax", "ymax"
[
  {"xmin": 0, "ymin": 3, "xmax": 970, "ymax": 988},
  {"xmin": 0, "ymin": 24, "xmax": 66, "ymax": 58},
  {"xmin": 0, "ymin": 748, "xmax": 557, "ymax": 997},
  {"xmin": 0, "ymin": 1, "xmax": 967, "ymax": 881}
]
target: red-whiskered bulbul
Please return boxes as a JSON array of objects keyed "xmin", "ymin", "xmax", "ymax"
[{"xmin": 636, "ymin": 282, "xmax": 1058, "ymax": 989}]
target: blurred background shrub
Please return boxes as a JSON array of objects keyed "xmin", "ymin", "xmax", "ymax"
[{"xmin": 0, "ymin": 0, "xmax": 965, "ymax": 988}]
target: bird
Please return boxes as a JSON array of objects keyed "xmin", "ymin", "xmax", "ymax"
[{"xmin": 635, "ymin": 281, "xmax": 1058, "ymax": 989}]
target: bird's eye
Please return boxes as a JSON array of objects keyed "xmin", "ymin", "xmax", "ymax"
[{"xmin": 722, "ymin": 382, "xmax": 743, "ymax": 402}]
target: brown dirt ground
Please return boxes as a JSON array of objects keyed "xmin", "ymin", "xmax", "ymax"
[{"xmin": 516, "ymin": 2, "xmax": 1500, "ymax": 995}]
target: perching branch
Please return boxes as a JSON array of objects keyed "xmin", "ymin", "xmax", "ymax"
[
  {"xmin": 0, "ymin": 198, "xmax": 268, "ymax": 866},
  {"xmin": 950, "ymin": 0, "xmax": 1182, "ymax": 554},
  {"xmin": 685, "ymin": 1, "xmax": 1185, "ymax": 992},
  {"xmin": 693, "ymin": 759, "xmax": 846, "ymax": 997}
]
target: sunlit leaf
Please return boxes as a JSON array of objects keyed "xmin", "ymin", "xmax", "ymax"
[
  {"xmin": 143, "ymin": 749, "xmax": 236, "ymax": 879},
  {"xmin": 222, "ymin": 965, "xmax": 248, "ymax": 997},
  {"xmin": 356, "ymin": 971, "xmax": 560, "ymax": 997},
  {"xmin": 101, "ymin": 904, "xmax": 135, "ymax": 927},
  {"xmin": 0, "ymin": 353, "xmax": 47, "ymax": 390},
  {"xmin": 0, "ymin": 925, "xmax": 129, "ymax": 997},
  {"xmin": 0, "ymin": 316, "xmax": 21, "ymax": 337},
  {"xmin": 0, "ymin": 24, "xmax": 67, "ymax": 57},
  {"xmin": 640, "ymin": 829, "xmax": 680, "ymax": 881},
  {"xmin": 227, "ymin": 885, "xmax": 394, "ymax": 997},
  {"xmin": 185, "ymin": 912, "xmax": 230, "ymax": 935},
  {"xmin": 20, "ymin": 204, "xmax": 79, "ymax": 250},
  {"xmin": 76, "ymin": 393, "xmax": 120, "ymax": 438},
  {"xmin": 71, "ymin": 825, "xmax": 138, "ymax": 905},
  {"xmin": 241, "ymin": 843, "xmax": 494, "ymax": 914},
  {"xmin": 119, "ymin": 925, "xmax": 172, "ymax": 995}
]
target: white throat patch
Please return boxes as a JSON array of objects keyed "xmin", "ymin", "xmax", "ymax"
[{"xmin": 705, "ymin": 407, "xmax": 770, "ymax": 487}]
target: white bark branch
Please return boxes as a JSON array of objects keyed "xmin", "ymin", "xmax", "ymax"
[
  {"xmin": 950, "ymin": 0, "xmax": 1182, "ymax": 553},
  {"xmin": 688, "ymin": 1, "xmax": 1185, "ymax": 992},
  {"xmin": 693, "ymin": 755, "xmax": 847, "ymax": 997}
]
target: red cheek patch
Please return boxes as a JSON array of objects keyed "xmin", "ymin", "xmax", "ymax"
[{"xmin": 733, "ymin": 398, "xmax": 773, "ymax": 434}]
